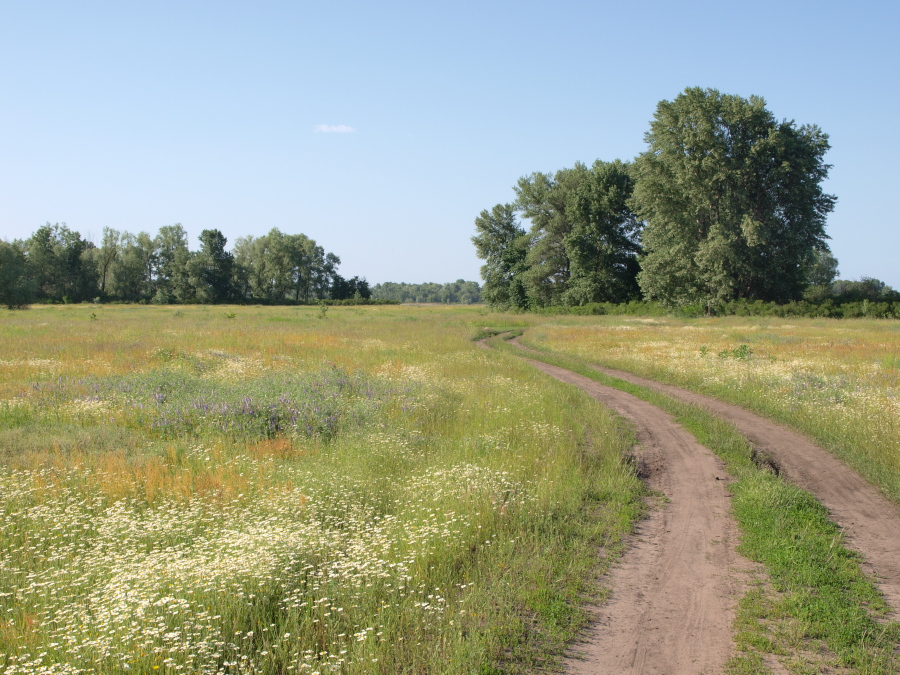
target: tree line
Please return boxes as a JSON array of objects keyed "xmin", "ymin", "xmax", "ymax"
[
  {"xmin": 0, "ymin": 224, "xmax": 372, "ymax": 308},
  {"xmin": 473, "ymin": 87, "xmax": 853, "ymax": 312},
  {"xmin": 371, "ymin": 280, "xmax": 481, "ymax": 304}
]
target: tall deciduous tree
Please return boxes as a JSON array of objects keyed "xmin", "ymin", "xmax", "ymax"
[
  {"xmin": 478, "ymin": 162, "xmax": 642, "ymax": 308},
  {"xmin": 94, "ymin": 227, "xmax": 122, "ymax": 295},
  {"xmin": 562, "ymin": 160, "xmax": 641, "ymax": 305},
  {"xmin": 515, "ymin": 169, "xmax": 579, "ymax": 306},
  {"xmin": 192, "ymin": 229, "xmax": 235, "ymax": 303},
  {"xmin": 154, "ymin": 224, "xmax": 191, "ymax": 303},
  {"xmin": 25, "ymin": 223, "xmax": 98, "ymax": 302},
  {"xmin": 472, "ymin": 203, "xmax": 529, "ymax": 308},
  {"xmin": 0, "ymin": 241, "xmax": 35, "ymax": 309},
  {"xmin": 110, "ymin": 232, "xmax": 155, "ymax": 301},
  {"xmin": 632, "ymin": 87, "xmax": 836, "ymax": 308}
]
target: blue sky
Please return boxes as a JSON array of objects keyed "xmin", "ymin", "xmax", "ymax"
[{"xmin": 1, "ymin": 1, "xmax": 897, "ymax": 287}]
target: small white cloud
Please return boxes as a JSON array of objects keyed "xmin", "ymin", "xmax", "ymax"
[{"xmin": 314, "ymin": 124, "xmax": 355, "ymax": 133}]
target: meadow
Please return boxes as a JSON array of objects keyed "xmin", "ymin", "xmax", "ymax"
[
  {"xmin": 524, "ymin": 316, "xmax": 900, "ymax": 505},
  {"xmin": 3, "ymin": 305, "xmax": 899, "ymax": 674},
  {"xmin": 0, "ymin": 304, "xmax": 641, "ymax": 674}
]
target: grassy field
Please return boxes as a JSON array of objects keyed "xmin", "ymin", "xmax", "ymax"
[
  {"xmin": 3, "ymin": 305, "xmax": 898, "ymax": 673},
  {"xmin": 491, "ymin": 336, "xmax": 900, "ymax": 673},
  {"xmin": 0, "ymin": 304, "xmax": 642, "ymax": 674},
  {"xmin": 524, "ymin": 316, "xmax": 900, "ymax": 505},
  {"xmin": 513, "ymin": 315, "xmax": 900, "ymax": 672}
]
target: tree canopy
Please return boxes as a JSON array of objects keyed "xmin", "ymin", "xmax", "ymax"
[
  {"xmin": 632, "ymin": 87, "xmax": 836, "ymax": 307},
  {"xmin": 472, "ymin": 204, "xmax": 529, "ymax": 308},
  {"xmin": 371, "ymin": 280, "xmax": 481, "ymax": 304},
  {"xmin": 475, "ymin": 87, "xmax": 840, "ymax": 311},
  {"xmin": 1, "ymin": 224, "xmax": 366, "ymax": 306},
  {"xmin": 473, "ymin": 160, "xmax": 642, "ymax": 309}
]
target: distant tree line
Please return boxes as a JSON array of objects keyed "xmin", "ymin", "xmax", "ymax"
[
  {"xmin": 0, "ymin": 224, "xmax": 372, "ymax": 308},
  {"xmin": 474, "ymin": 87, "xmax": 851, "ymax": 313},
  {"xmin": 371, "ymin": 280, "xmax": 481, "ymax": 304}
]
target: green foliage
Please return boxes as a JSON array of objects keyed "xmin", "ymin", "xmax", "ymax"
[
  {"xmin": 806, "ymin": 249, "xmax": 839, "ymax": 287},
  {"xmin": 717, "ymin": 344, "xmax": 752, "ymax": 359},
  {"xmin": 515, "ymin": 170, "xmax": 575, "ymax": 307},
  {"xmin": 24, "ymin": 223, "xmax": 99, "ymax": 303},
  {"xmin": 330, "ymin": 274, "xmax": 371, "ymax": 301},
  {"xmin": 233, "ymin": 228, "xmax": 339, "ymax": 303},
  {"xmin": 561, "ymin": 160, "xmax": 641, "ymax": 306},
  {"xmin": 0, "ymin": 241, "xmax": 35, "ymax": 309},
  {"xmin": 473, "ymin": 89, "xmax": 851, "ymax": 314},
  {"xmin": 515, "ymin": 161, "xmax": 642, "ymax": 307},
  {"xmin": 473, "ymin": 162, "xmax": 642, "ymax": 310},
  {"xmin": 531, "ymin": 297, "xmax": 900, "ymax": 319},
  {"xmin": 371, "ymin": 279, "xmax": 481, "ymax": 304},
  {"xmin": 154, "ymin": 223, "xmax": 192, "ymax": 303},
  {"xmin": 6, "ymin": 222, "xmax": 366, "ymax": 306},
  {"xmin": 109, "ymin": 230, "xmax": 155, "ymax": 302},
  {"xmin": 632, "ymin": 87, "xmax": 836, "ymax": 308},
  {"xmin": 191, "ymin": 229, "xmax": 235, "ymax": 303},
  {"xmin": 471, "ymin": 203, "xmax": 529, "ymax": 308},
  {"xmin": 830, "ymin": 276, "xmax": 900, "ymax": 302}
]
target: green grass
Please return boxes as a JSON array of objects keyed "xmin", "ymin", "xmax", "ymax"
[
  {"xmin": 491, "ymin": 334, "xmax": 900, "ymax": 673},
  {"xmin": 527, "ymin": 316, "xmax": 900, "ymax": 507},
  {"xmin": 0, "ymin": 305, "xmax": 643, "ymax": 674}
]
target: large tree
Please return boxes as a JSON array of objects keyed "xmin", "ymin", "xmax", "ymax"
[
  {"xmin": 190, "ymin": 229, "xmax": 235, "ymax": 303},
  {"xmin": 632, "ymin": 87, "xmax": 836, "ymax": 307},
  {"xmin": 153, "ymin": 224, "xmax": 191, "ymax": 303},
  {"xmin": 110, "ymin": 232, "xmax": 155, "ymax": 302},
  {"xmin": 471, "ymin": 203, "xmax": 529, "ymax": 308},
  {"xmin": 234, "ymin": 229, "xmax": 339, "ymax": 303},
  {"xmin": 515, "ymin": 168, "xmax": 581, "ymax": 306},
  {"xmin": 0, "ymin": 241, "xmax": 35, "ymax": 309},
  {"xmin": 24, "ymin": 223, "xmax": 98, "ymax": 302},
  {"xmin": 561, "ymin": 160, "xmax": 641, "ymax": 305}
]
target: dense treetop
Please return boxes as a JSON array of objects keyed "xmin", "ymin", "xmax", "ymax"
[
  {"xmin": 634, "ymin": 87, "xmax": 835, "ymax": 308},
  {"xmin": 0, "ymin": 224, "xmax": 371, "ymax": 308},
  {"xmin": 474, "ymin": 87, "xmax": 842, "ymax": 312}
]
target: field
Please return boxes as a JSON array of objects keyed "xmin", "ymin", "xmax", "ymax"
[
  {"xmin": 523, "ymin": 316, "xmax": 900, "ymax": 505},
  {"xmin": 1, "ymin": 305, "xmax": 899, "ymax": 673},
  {"xmin": 0, "ymin": 304, "xmax": 641, "ymax": 674}
]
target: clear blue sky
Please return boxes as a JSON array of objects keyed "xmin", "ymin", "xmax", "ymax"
[{"xmin": 1, "ymin": 0, "xmax": 897, "ymax": 287}]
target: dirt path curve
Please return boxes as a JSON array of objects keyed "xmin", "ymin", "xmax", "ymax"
[
  {"xmin": 482, "ymin": 338, "xmax": 754, "ymax": 674},
  {"xmin": 549, "ymin": 350, "xmax": 900, "ymax": 616}
]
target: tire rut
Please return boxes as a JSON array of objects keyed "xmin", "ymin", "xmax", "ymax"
[
  {"xmin": 487, "ymin": 338, "xmax": 756, "ymax": 673},
  {"xmin": 574, "ymin": 357, "xmax": 900, "ymax": 617}
]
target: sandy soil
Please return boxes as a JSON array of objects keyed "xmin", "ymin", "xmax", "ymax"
[{"xmin": 499, "ymin": 340, "xmax": 756, "ymax": 674}]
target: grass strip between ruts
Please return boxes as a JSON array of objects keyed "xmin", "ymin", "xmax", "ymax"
[{"xmin": 488, "ymin": 333, "xmax": 900, "ymax": 674}]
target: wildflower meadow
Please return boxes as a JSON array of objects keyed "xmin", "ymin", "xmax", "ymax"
[{"xmin": 0, "ymin": 304, "xmax": 641, "ymax": 674}]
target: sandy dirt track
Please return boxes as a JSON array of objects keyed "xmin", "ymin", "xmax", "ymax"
[
  {"xmin": 493, "ymin": 339, "xmax": 755, "ymax": 674},
  {"xmin": 577, "ymin": 360, "xmax": 900, "ymax": 617}
]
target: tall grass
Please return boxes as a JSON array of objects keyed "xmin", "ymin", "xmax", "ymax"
[{"xmin": 0, "ymin": 305, "xmax": 642, "ymax": 673}]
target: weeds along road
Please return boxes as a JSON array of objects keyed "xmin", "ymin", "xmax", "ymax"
[
  {"xmin": 481, "ymin": 336, "xmax": 756, "ymax": 674},
  {"xmin": 576, "ymin": 358, "xmax": 900, "ymax": 618},
  {"xmin": 499, "ymin": 333, "xmax": 900, "ymax": 672}
]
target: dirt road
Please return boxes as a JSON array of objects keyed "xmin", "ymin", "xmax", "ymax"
[
  {"xmin": 490, "ymin": 339, "xmax": 755, "ymax": 674},
  {"xmin": 570, "ymin": 359, "xmax": 900, "ymax": 617}
]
